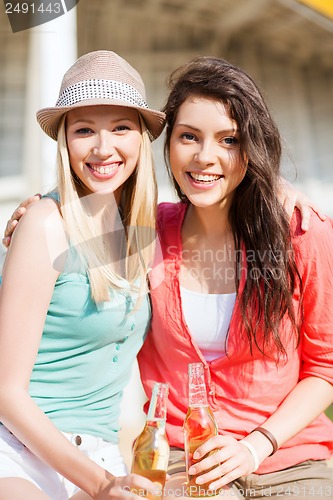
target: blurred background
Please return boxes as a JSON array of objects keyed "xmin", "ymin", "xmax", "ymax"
[{"xmin": 0, "ymin": 0, "xmax": 332, "ymax": 466}]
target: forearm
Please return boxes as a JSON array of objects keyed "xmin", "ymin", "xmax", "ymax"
[
  {"xmin": 0, "ymin": 388, "xmax": 108, "ymax": 497},
  {"xmin": 189, "ymin": 376, "xmax": 333, "ymax": 490},
  {"xmin": 244, "ymin": 376, "xmax": 333, "ymax": 460}
]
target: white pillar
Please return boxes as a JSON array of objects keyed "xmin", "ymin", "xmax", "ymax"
[{"xmin": 23, "ymin": 8, "xmax": 77, "ymax": 195}]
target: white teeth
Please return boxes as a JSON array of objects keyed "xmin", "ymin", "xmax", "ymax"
[
  {"xmin": 89, "ymin": 164, "xmax": 118, "ymax": 174},
  {"xmin": 190, "ymin": 172, "xmax": 221, "ymax": 182}
]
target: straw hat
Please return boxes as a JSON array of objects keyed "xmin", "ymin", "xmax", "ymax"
[{"xmin": 36, "ymin": 50, "xmax": 165, "ymax": 141}]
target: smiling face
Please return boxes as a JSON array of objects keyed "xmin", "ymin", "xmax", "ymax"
[
  {"xmin": 66, "ymin": 105, "xmax": 142, "ymax": 201},
  {"xmin": 169, "ymin": 96, "xmax": 247, "ymax": 211}
]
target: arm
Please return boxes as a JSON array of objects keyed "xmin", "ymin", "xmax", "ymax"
[
  {"xmin": 0, "ymin": 200, "xmax": 153, "ymax": 499},
  {"xmin": 2, "ymin": 184, "xmax": 326, "ymax": 248},
  {"xmin": 189, "ymin": 377, "xmax": 333, "ymax": 490},
  {"xmin": 188, "ymin": 215, "xmax": 333, "ymax": 490},
  {"xmin": 277, "ymin": 178, "xmax": 326, "ymax": 231}
]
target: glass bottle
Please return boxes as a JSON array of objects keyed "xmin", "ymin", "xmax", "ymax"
[
  {"xmin": 131, "ymin": 382, "xmax": 170, "ymax": 499},
  {"xmin": 184, "ymin": 362, "xmax": 218, "ymax": 497}
]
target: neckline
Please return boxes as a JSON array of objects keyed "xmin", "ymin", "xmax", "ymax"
[{"xmin": 180, "ymin": 286, "xmax": 236, "ymax": 298}]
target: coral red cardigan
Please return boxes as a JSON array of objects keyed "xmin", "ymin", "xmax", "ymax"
[{"xmin": 138, "ymin": 202, "xmax": 333, "ymax": 474}]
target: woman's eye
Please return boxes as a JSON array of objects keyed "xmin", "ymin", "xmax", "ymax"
[
  {"xmin": 181, "ymin": 132, "xmax": 196, "ymax": 141},
  {"xmin": 223, "ymin": 136, "xmax": 239, "ymax": 145},
  {"xmin": 114, "ymin": 125, "xmax": 130, "ymax": 132},
  {"xmin": 76, "ymin": 128, "xmax": 93, "ymax": 134}
]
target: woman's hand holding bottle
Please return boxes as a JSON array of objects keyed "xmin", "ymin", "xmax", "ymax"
[
  {"xmin": 71, "ymin": 471, "xmax": 157, "ymax": 499},
  {"xmin": 186, "ymin": 435, "xmax": 252, "ymax": 491},
  {"xmin": 187, "ymin": 431, "xmax": 273, "ymax": 492}
]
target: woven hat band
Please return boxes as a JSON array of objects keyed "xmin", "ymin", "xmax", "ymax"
[{"xmin": 56, "ymin": 79, "xmax": 149, "ymax": 110}]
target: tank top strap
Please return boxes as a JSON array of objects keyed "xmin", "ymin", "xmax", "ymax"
[{"xmin": 42, "ymin": 190, "xmax": 60, "ymax": 203}]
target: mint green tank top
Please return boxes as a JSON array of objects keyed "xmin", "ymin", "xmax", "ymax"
[
  {"xmin": 29, "ymin": 271, "xmax": 150, "ymax": 443},
  {"xmin": 1, "ymin": 193, "xmax": 151, "ymax": 443}
]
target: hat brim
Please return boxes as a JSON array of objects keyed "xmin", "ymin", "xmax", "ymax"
[{"xmin": 36, "ymin": 99, "xmax": 166, "ymax": 141}]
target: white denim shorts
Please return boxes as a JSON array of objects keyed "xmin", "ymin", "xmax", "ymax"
[{"xmin": 0, "ymin": 425, "xmax": 127, "ymax": 499}]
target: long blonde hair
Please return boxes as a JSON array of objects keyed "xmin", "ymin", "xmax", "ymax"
[{"xmin": 56, "ymin": 114, "xmax": 157, "ymax": 303}]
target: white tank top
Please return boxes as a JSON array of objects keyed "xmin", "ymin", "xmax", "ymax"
[{"xmin": 180, "ymin": 287, "xmax": 236, "ymax": 361}]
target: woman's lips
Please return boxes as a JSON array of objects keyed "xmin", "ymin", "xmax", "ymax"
[
  {"xmin": 86, "ymin": 162, "xmax": 122, "ymax": 179},
  {"xmin": 186, "ymin": 171, "xmax": 224, "ymax": 189},
  {"xmin": 188, "ymin": 171, "xmax": 222, "ymax": 183}
]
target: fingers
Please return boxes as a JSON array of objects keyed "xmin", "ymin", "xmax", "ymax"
[
  {"xmin": 19, "ymin": 193, "xmax": 42, "ymax": 208},
  {"xmin": 299, "ymin": 202, "xmax": 326, "ymax": 230},
  {"xmin": 189, "ymin": 437, "xmax": 255, "ymax": 491},
  {"xmin": 295, "ymin": 200, "xmax": 326, "ymax": 232},
  {"xmin": 282, "ymin": 191, "xmax": 327, "ymax": 232},
  {"xmin": 124, "ymin": 473, "xmax": 159, "ymax": 498},
  {"xmin": 95, "ymin": 473, "xmax": 157, "ymax": 499},
  {"xmin": 282, "ymin": 195, "xmax": 297, "ymax": 222},
  {"xmin": 2, "ymin": 235, "xmax": 11, "ymax": 248},
  {"xmin": 206, "ymin": 460, "xmax": 245, "ymax": 491},
  {"xmin": 311, "ymin": 206, "xmax": 327, "ymax": 222},
  {"xmin": 192, "ymin": 434, "xmax": 230, "ymax": 460},
  {"xmin": 2, "ymin": 194, "xmax": 42, "ymax": 247},
  {"xmin": 2, "ymin": 215, "xmax": 20, "ymax": 248},
  {"xmin": 297, "ymin": 204, "xmax": 311, "ymax": 232},
  {"xmin": 189, "ymin": 446, "xmax": 234, "ymax": 483},
  {"xmin": 4, "ymin": 214, "xmax": 20, "ymax": 238},
  {"xmin": 278, "ymin": 179, "xmax": 327, "ymax": 230}
]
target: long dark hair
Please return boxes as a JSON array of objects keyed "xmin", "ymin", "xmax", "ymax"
[{"xmin": 163, "ymin": 56, "xmax": 303, "ymax": 357}]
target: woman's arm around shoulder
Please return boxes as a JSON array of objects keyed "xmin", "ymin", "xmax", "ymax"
[{"xmin": 278, "ymin": 179, "xmax": 327, "ymax": 231}]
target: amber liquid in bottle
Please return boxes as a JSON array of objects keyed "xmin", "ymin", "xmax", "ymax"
[
  {"xmin": 131, "ymin": 382, "xmax": 169, "ymax": 499},
  {"xmin": 184, "ymin": 363, "xmax": 218, "ymax": 497}
]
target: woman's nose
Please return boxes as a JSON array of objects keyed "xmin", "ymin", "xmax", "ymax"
[
  {"xmin": 93, "ymin": 131, "xmax": 115, "ymax": 158},
  {"xmin": 195, "ymin": 140, "xmax": 216, "ymax": 166}
]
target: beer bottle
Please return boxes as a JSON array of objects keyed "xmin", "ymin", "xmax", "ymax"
[
  {"xmin": 184, "ymin": 362, "xmax": 218, "ymax": 497},
  {"xmin": 131, "ymin": 382, "xmax": 170, "ymax": 499}
]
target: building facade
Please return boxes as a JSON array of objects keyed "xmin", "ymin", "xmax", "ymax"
[{"xmin": 0, "ymin": 0, "xmax": 332, "ymax": 233}]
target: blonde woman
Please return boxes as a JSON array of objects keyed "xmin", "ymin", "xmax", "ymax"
[{"xmin": 0, "ymin": 50, "xmax": 165, "ymax": 500}]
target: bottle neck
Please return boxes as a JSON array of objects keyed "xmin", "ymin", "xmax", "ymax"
[
  {"xmin": 147, "ymin": 382, "xmax": 168, "ymax": 423},
  {"xmin": 188, "ymin": 363, "xmax": 209, "ymax": 407},
  {"xmin": 188, "ymin": 381, "xmax": 209, "ymax": 406}
]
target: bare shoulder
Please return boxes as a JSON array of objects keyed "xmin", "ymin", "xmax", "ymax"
[
  {"xmin": 9, "ymin": 196, "xmax": 68, "ymax": 261},
  {"xmin": 20, "ymin": 197, "xmax": 64, "ymax": 231},
  {"xmin": 24, "ymin": 196, "xmax": 62, "ymax": 221}
]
